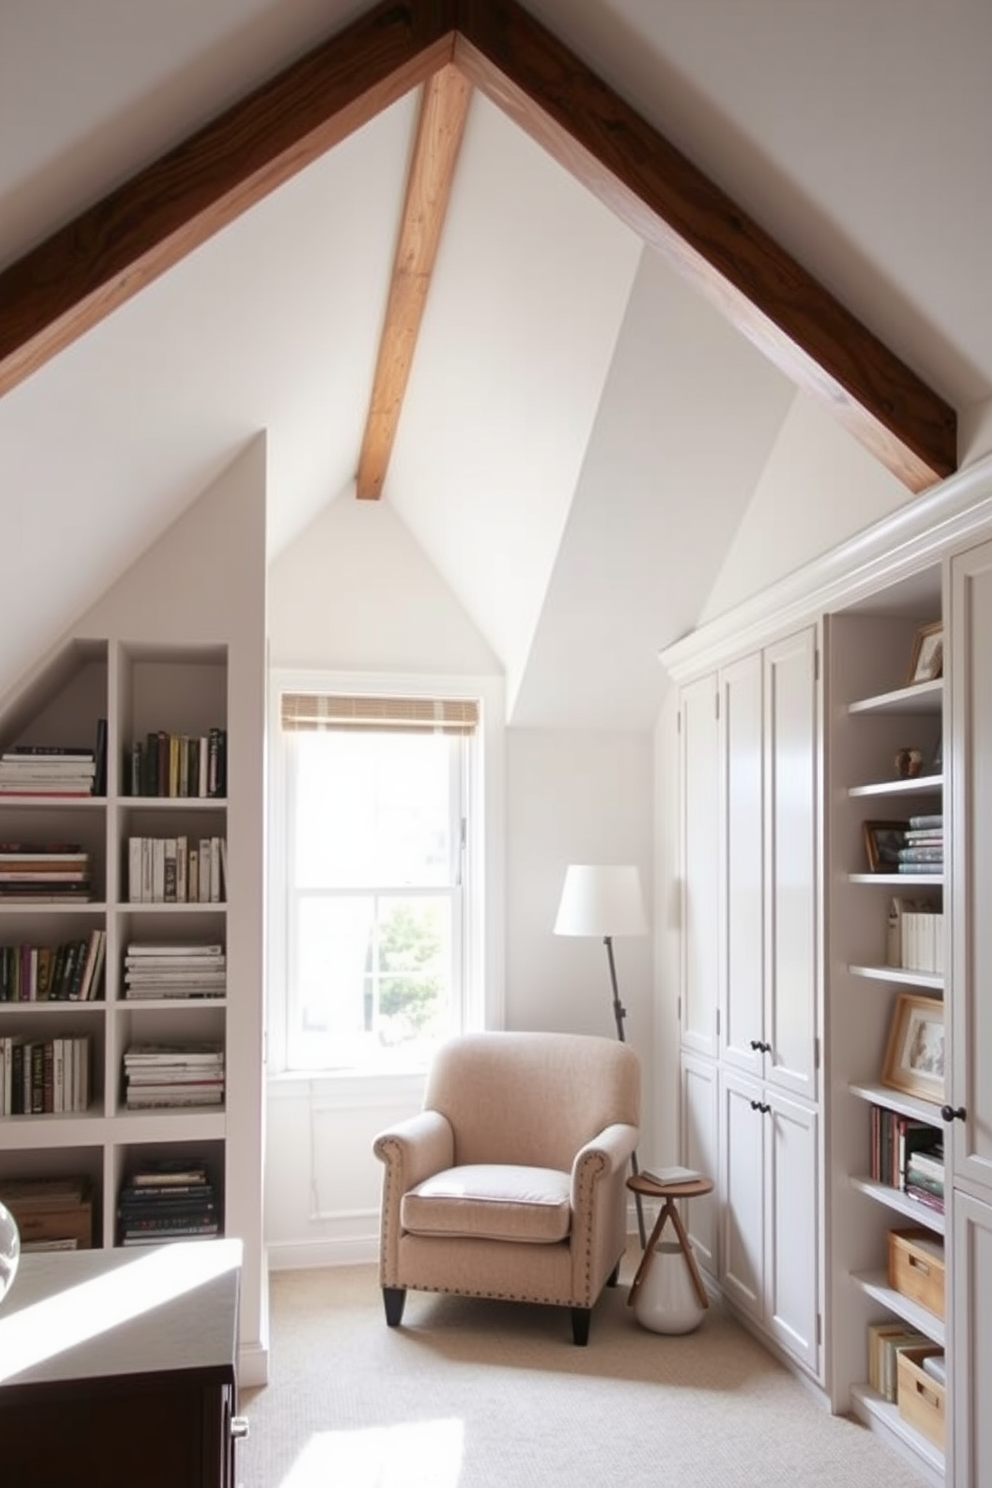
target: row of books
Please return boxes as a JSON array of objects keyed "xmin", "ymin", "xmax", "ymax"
[
  {"xmin": 124, "ymin": 941, "xmax": 226, "ymax": 1000},
  {"xmin": 0, "ymin": 929, "xmax": 106, "ymax": 1002},
  {"xmin": 122, "ymin": 1042, "xmax": 225, "ymax": 1109},
  {"xmin": 127, "ymin": 728, "xmax": 227, "ymax": 798},
  {"xmin": 869, "ymin": 1104, "xmax": 944, "ymax": 1211},
  {"xmin": 886, "ymin": 898, "xmax": 944, "ymax": 974},
  {"xmin": 868, "ymin": 1322, "xmax": 936, "ymax": 1402},
  {"xmin": 0, "ymin": 844, "xmax": 94, "ymax": 903},
  {"xmin": 127, "ymin": 835, "xmax": 226, "ymax": 904},
  {"xmin": 0, "ymin": 1034, "xmax": 92, "ymax": 1116},
  {"xmin": 117, "ymin": 1156, "xmax": 220, "ymax": 1245},
  {"xmin": 0, "ymin": 728, "xmax": 107, "ymax": 798}
]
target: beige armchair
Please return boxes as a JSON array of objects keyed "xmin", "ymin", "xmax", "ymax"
[{"xmin": 372, "ymin": 1030, "xmax": 641, "ymax": 1345}]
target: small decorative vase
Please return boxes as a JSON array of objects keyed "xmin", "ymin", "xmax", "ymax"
[
  {"xmin": 633, "ymin": 1239, "xmax": 707, "ymax": 1334},
  {"xmin": 0, "ymin": 1198, "xmax": 20, "ymax": 1304}
]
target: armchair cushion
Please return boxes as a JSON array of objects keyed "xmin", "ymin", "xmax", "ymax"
[{"xmin": 402, "ymin": 1163, "xmax": 572, "ymax": 1243}]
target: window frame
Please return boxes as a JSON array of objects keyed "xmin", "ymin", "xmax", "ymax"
[{"xmin": 266, "ymin": 669, "xmax": 505, "ymax": 1081}]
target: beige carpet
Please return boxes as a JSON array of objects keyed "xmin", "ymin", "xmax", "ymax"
[{"xmin": 237, "ymin": 1256, "xmax": 928, "ymax": 1488}]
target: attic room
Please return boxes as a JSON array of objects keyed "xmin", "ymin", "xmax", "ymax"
[{"xmin": 1, "ymin": 3, "xmax": 990, "ymax": 1487}]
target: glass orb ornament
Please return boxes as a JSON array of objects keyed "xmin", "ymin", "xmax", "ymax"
[{"xmin": 0, "ymin": 1197, "xmax": 20, "ymax": 1302}]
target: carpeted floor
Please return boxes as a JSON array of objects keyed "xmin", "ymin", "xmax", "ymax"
[{"xmin": 236, "ymin": 1256, "xmax": 929, "ymax": 1488}]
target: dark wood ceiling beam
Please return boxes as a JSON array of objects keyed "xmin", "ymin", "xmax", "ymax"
[
  {"xmin": 0, "ymin": 1, "xmax": 458, "ymax": 399},
  {"xmin": 357, "ymin": 63, "xmax": 472, "ymax": 500},
  {"xmin": 454, "ymin": 0, "xmax": 957, "ymax": 491}
]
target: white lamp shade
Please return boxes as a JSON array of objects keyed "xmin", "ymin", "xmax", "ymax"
[{"xmin": 554, "ymin": 864, "xmax": 648, "ymax": 938}]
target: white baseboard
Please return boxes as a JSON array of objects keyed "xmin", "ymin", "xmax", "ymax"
[{"xmin": 267, "ymin": 1234, "xmax": 379, "ymax": 1271}]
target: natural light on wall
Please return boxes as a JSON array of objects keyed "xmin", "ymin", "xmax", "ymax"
[{"xmin": 279, "ymin": 1420, "xmax": 464, "ymax": 1487}]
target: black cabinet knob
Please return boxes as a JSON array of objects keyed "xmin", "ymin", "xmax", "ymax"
[{"xmin": 940, "ymin": 1104, "xmax": 967, "ymax": 1123}]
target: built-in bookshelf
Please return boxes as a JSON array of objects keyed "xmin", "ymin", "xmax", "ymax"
[
  {"xmin": 0, "ymin": 640, "xmax": 230, "ymax": 1255},
  {"xmin": 826, "ymin": 605, "xmax": 947, "ymax": 1482}
]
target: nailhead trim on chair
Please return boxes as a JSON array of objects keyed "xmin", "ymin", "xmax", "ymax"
[{"xmin": 374, "ymin": 1134, "xmax": 402, "ymax": 1288}]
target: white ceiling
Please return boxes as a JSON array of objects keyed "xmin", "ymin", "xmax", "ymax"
[{"xmin": 2, "ymin": 0, "xmax": 990, "ymax": 728}]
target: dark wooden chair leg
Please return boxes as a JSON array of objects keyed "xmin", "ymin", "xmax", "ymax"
[
  {"xmin": 570, "ymin": 1307, "xmax": 591, "ymax": 1346},
  {"xmin": 383, "ymin": 1287, "xmax": 407, "ymax": 1327},
  {"xmin": 607, "ymin": 1261, "xmax": 621, "ymax": 1287}
]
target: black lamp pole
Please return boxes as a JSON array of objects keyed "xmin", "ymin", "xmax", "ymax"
[{"xmin": 604, "ymin": 934, "xmax": 647, "ymax": 1248}]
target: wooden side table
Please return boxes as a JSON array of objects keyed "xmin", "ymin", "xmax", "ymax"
[{"xmin": 626, "ymin": 1173, "xmax": 713, "ymax": 1315}]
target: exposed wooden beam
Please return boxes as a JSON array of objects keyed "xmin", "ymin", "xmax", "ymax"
[
  {"xmin": 453, "ymin": 0, "xmax": 956, "ymax": 492},
  {"xmin": 0, "ymin": 0, "xmax": 957, "ymax": 490},
  {"xmin": 0, "ymin": 1, "xmax": 457, "ymax": 399},
  {"xmin": 357, "ymin": 63, "xmax": 472, "ymax": 500}
]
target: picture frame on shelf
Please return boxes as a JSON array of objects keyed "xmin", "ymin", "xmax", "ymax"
[
  {"xmin": 907, "ymin": 621, "xmax": 944, "ymax": 685},
  {"xmin": 882, "ymin": 992, "xmax": 945, "ymax": 1104},
  {"xmin": 863, "ymin": 820, "xmax": 910, "ymax": 873}
]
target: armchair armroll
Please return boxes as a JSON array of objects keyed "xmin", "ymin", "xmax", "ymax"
[
  {"xmin": 569, "ymin": 1122, "xmax": 640, "ymax": 1303},
  {"xmin": 373, "ymin": 1109, "xmax": 454, "ymax": 1285}
]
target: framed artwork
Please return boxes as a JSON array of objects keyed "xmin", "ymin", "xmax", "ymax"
[
  {"xmin": 863, "ymin": 820, "xmax": 909, "ymax": 873},
  {"xmin": 907, "ymin": 621, "xmax": 944, "ymax": 685},
  {"xmin": 882, "ymin": 992, "xmax": 945, "ymax": 1104}
]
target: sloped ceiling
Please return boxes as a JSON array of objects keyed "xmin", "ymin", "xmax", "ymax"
[{"xmin": 2, "ymin": 0, "xmax": 990, "ymax": 728}]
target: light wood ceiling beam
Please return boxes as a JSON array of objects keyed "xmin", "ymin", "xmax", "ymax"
[
  {"xmin": 0, "ymin": 0, "xmax": 957, "ymax": 490},
  {"xmin": 0, "ymin": 1, "xmax": 458, "ymax": 399},
  {"xmin": 357, "ymin": 63, "xmax": 472, "ymax": 500},
  {"xmin": 454, "ymin": 0, "xmax": 956, "ymax": 491}
]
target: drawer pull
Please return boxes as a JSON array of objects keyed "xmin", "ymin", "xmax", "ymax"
[
  {"xmin": 909, "ymin": 1255, "xmax": 931, "ymax": 1274},
  {"xmin": 231, "ymin": 1416, "xmax": 251, "ymax": 1440}
]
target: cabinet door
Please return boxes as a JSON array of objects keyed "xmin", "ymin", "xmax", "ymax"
[
  {"xmin": 719, "ymin": 652, "xmax": 764, "ymax": 1076},
  {"xmin": 951, "ymin": 1189, "xmax": 992, "ymax": 1488},
  {"xmin": 680, "ymin": 674, "xmax": 720, "ymax": 1057},
  {"xmin": 763, "ymin": 627, "xmax": 819, "ymax": 1100},
  {"xmin": 719, "ymin": 1068, "xmax": 764, "ymax": 1323},
  {"xmin": 950, "ymin": 539, "xmax": 992, "ymax": 1190},
  {"xmin": 680, "ymin": 1051, "xmax": 719, "ymax": 1275},
  {"xmin": 765, "ymin": 1089, "xmax": 819, "ymax": 1375}
]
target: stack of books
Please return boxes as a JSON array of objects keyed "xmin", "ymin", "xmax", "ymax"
[
  {"xmin": 897, "ymin": 814, "xmax": 944, "ymax": 875},
  {"xmin": 887, "ymin": 896, "xmax": 944, "ymax": 973},
  {"xmin": 0, "ymin": 744, "xmax": 98, "ymax": 797},
  {"xmin": 0, "ymin": 929, "xmax": 106, "ymax": 1002},
  {"xmin": 0, "ymin": 844, "xmax": 93, "ymax": 903},
  {"xmin": 905, "ymin": 1145, "xmax": 945, "ymax": 1214},
  {"xmin": 868, "ymin": 1322, "xmax": 933, "ymax": 1401},
  {"xmin": 123, "ymin": 942, "xmax": 226, "ymax": 1000},
  {"xmin": 117, "ymin": 1157, "xmax": 220, "ymax": 1246},
  {"xmin": 122, "ymin": 1042, "xmax": 225, "ymax": 1109}
]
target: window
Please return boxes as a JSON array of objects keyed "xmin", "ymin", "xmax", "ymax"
[{"xmin": 272, "ymin": 685, "xmax": 493, "ymax": 1074}]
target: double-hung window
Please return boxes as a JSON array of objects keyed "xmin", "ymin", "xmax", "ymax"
[{"xmin": 275, "ymin": 689, "xmax": 481, "ymax": 1073}]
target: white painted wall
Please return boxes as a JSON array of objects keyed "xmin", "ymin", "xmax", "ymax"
[
  {"xmin": 504, "ymin": 729, "xmax": 657, "ymax": 1156},
  {"xmin": 700, "ymin": 391, "xmax": 913, "ymax": 623}
]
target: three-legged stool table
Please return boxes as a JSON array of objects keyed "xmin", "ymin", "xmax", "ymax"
[{"xmin": 626, "ymin": 1173, "xmax": 713, "ymax": 1329}]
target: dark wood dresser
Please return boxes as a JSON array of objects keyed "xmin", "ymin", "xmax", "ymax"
[{"xmin": 0, "ymin": 1238, "xmax": 244, "ymax": 1488}]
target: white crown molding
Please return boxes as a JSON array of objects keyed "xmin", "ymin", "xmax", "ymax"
[{"xmin": 659, "ymin": 449, "xmax": 992, "ymax": 680}]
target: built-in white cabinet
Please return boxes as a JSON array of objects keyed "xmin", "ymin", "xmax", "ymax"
[
  {"xmin": 679, "ymin": 1049, "xmax": 719, "ymax": 1275},
  {"xmin": 946, "ymin": 538, "xmax": 992, "ymax": 1488},
  {"xmin": 719, "ymin": 629, "xmax": 819, "ymax": 1101},
  {"xmin": 677, "ymin": 623, "xmax": 821, "ymax": 1376},
  {"xmin": 719, "ymin": 1067, "xmax": 820, "ymax": 1372},
  {"xmin": 950, "ymin": 1191, "xmax": 992, "ymax": 1488}
]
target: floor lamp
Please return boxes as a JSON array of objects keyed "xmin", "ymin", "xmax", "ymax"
[{"xmin": 554, "ymin": 863, "xmax": 649, "ymax": 1248}]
